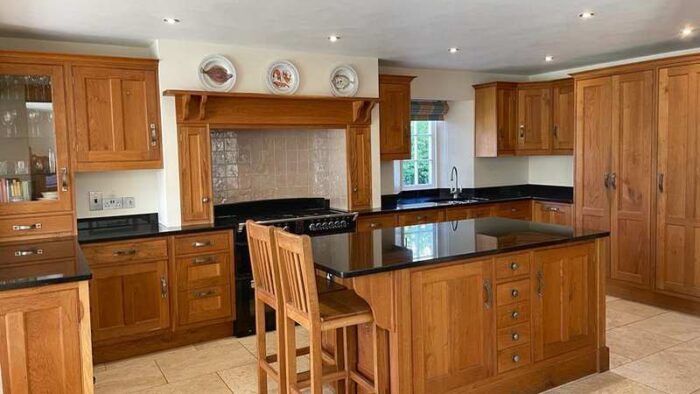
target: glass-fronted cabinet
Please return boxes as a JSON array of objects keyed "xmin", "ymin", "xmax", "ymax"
[{"xmin": 0, "ymin": 62, "xmax": 72, "ymax": 215}]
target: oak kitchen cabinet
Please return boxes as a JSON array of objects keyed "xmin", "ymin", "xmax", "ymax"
[
  {"xmin": 532, "ymin": 201, "xmax": 573, "ymax": 226},
  {"xmin": 178, "ymin": 125, "xmax": 213, "ymax": 225},
  {"xmin": 551, "ymin": 79, "xmax": 575, "ymax": 153},
  {"xmin": 379, "ymin": 74, "xmax": 415, "ymax": 160},
  {"xmin": 474, "ymin": 82, "xmax": 518, "ymax": 157},
  {"xmin": 517, "ymin": 83, "xmax": 552, "ymax": 154},
  {"xmin": 347, "ymin": 125, "xmax": 373, "ymax": 210}
]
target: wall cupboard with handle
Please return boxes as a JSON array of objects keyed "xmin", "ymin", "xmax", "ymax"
[
  {"xmin": 178, "ymin": 126, "xmax": 213, "ymax": 225},
  {"xmin": 474, "ymin": 82, "xmax": 518, "ymax": 157},
  {"xmin": 379, "ymin": 74, "xmax": 415, "ymax": 160}
]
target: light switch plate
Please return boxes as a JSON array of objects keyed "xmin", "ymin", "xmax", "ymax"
[
  {"xmin": 123, "ymin": 197, "xmax": 135, "ymax": 209},
  {"xmin": 89, "ymin": 192, "xmax": 103, "ymax": 211}
]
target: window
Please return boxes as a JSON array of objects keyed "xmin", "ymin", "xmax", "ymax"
[
  {"xmin": 397, "ymin": 223, "xmax": 438, "ymax": 260},
  {"xmin": 401, "ymin": 120, "xmax": 437, "ymax": 189}
]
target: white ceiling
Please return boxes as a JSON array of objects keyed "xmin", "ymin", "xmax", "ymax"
[{"xmin": 2, "ymin": 0, "xmax": 700, "ymax": 74}]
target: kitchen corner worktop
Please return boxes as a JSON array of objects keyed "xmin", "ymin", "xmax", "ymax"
[
  {"xmin": 311, "ymin": 217, "xmax": 608, "ymax": 278},
  {"xmin": 0, "ymin": 237, "xmax": 92, "ymax": 291}
]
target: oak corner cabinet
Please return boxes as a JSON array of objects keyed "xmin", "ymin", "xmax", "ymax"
[
  {"xmin": 379, "ymin": 74, "xmax": 415, "ymax": 161},
  {"xmin": 474, "ymin": 82, "xmax": 518, "ymax": 157}
]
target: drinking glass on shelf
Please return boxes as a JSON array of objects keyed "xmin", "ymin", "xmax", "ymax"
[
  {"xmin": 28, "ymin": 109, "xmax": 40, "ymax": 137},
  {"xmin": 0, "ymin": 161, "xmax": 8, "ymax": 176},
  {"xmin": 14, "ymin": 160, "xmax": 27, "ymax": 175},
  {"xmin": 1, "ymin": 109, "xmax": 17, "ymax": 137}
]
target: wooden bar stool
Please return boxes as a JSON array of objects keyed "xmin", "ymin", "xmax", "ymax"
[
  {"xmin": 274, "ymin": 228, "xmax": 384, "ymax": 394},
  {"xmin": 246, "ymin": 221, "xmax": 345, "ymax": 394}
]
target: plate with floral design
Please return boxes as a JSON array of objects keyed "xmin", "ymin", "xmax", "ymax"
[{"xmin": 265, "ymin": 60, "xmax": 300, "ymax": 95}]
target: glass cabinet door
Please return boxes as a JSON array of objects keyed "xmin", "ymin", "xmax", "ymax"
[{"xmin": 0, "ymin": 63, "xmax": 71, "ymax": 214}]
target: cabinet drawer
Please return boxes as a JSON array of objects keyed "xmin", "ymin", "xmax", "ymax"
[
  {"xmin": 356, "ymin": 215, "xmax": 397, "ymax": 232},
  {"xmin": 397, "ymin": 209, "xmax": 444, "ymax": 226},
  {"xmin": 174, "ymin": 231, "xmax": 231, "ymax": 256},
  {"xmin": 496, "ymin": 279, "xmax": 530, "ymax": 307},
  {"xmin": 497, "ymin": 302, "xmax": 531, "ymax": 328},
  {"xmin": 497, "ymin": 322, "xmax": 531, "ymax": 350},
  {"xmin": 444, "ymin": 205, "xmax": 493, "ymax": 221},
  {"xmin": 497, "ymin": 343, "xmax": 531, "ymax": 374},
  {"xmin": 0, "ymin": 239, "xmax": 75, "ymax": 264},
  {"xmin": 176, "ymin": 252, "xmax": 231, "ymax": 290},
  {"xmin": 178, "ymin": 284, "xmax": 233, "ymax": 326},
  {"xmin": 82, "ymin": 238, "xmax": 168, "ymax": 265},
  {"xmin": 533, "ymin": 201, "xmax": 573, "ymax": 226},
  {"xmin": 494, "ymin": 201, "xmax": 532, "ymax": 220},
  {"xmin": 495, "ymin": 253, "xmax": 531, "ymax": 280},
  {"xmin": 0, "ymin": 214, "xmax": 73, "ymax": 240}
]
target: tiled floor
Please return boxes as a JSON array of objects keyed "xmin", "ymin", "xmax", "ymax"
[{"xmin": 94, "ymin": 296, "xmax": 700, "ymax": 393}]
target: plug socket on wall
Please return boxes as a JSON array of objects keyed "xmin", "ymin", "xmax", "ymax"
[
  {"xmin": 103, "ymin": 197, "xmax": 123, "ymax": 210},
  {"xmin": 89, "ymin": 192, "xmax": 103, "ymax": 211}
]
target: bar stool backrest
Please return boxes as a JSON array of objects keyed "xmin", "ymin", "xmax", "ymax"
[
  {"xmin": 274, "ymin": 228, "xmax": 320, "ymax": 325},
  {"xmin": 246, "ymin": 220, "xmax": 281, "ymax": 304}
]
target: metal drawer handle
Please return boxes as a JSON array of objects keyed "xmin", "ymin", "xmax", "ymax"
[
  {"xmin": 416, "ymin": 215, "xmax": 426, "ymax": 220},
  {"xmin": 61, "ymin": 168, "xmax": 69, "ymax": 192},
  {"xmin": 150, "ymin": 123, "xmax": 158, "ymax": 147},
  {"xmin": 511, "ymin": 310, "xmax": 520, "ymax": 319},
  {"xmin": 113, "ymin": 249, "xmax": 137, "ymax": 256},
  {"xmin": 202, "ymin": 197, "xmax": 210, "ymax": 203},
  {"xmin": 511, "ymin": 289, "xmax": 519, "ymax": 298},
  {"xmin": 12, "ymin": 223, "xmax": 42, "ymax": 231},
  {"xmin": 369, "ymin": 222, "xmax": 379, "ymax": 228},
  {"xmin": 193, "ymin": 256, "xmax": 216, "ymax": 265},
  {"xmin": 510, "ymin": 262, "xmax": 519, "ymax": 271},
  {"xmin": 194, "ymin": 289, "xmax": 216, "ymax": 298},
  {"xmin": 658, "ymin": 173, "xmax": 665, "ymax": 192},
  {"xmin": 537, "ymin": 270, "xmax": 545, "ymax": 297},
  {"xmin": 512, "ymin": 354, "xmax": 521, "ymax": 363},
  {"xmin": 14, "ymin": 248, "xmax": 43, "ymax": 257},
  {"xmin": 512, "ymin": 332, "xmax": 520, "ymax": 341},
  {"xmin": 510, "ymin": 208, "xmax": 518, "ymax": 212},
  {"xmin": 192, "ymin": 241, "xmax": 212, "ymax": 248},
  {"xmin": 160, "ymin": 276, "xmax": 168, "ymax": 298},
  {"xmin": 519, "ymin": 125, "xmax": 525, "ymax": 138},
  {"xmin": 545, "ymin": 207, "xmax": 560, "ymax": 212}
]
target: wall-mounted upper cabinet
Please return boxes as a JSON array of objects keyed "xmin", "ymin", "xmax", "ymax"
[
  {"xmin": 72, "ymin": 60, "xmax": 162, "ymax": 171},
  {"xmin": 474, "ymin": 78, "xmax": 574, "ymax": 157},
  {"xmin": 379, "ymin": 74, "xmax": 415, "ymax": 160}
]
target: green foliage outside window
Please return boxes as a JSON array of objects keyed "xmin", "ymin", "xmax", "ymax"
[{"xmin": 402, "ymin": 121, "xmax": 435, "ymax": 188}]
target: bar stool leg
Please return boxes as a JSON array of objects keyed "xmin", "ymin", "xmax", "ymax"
[
  {"xmin": 254, "ymin": 298, "xmax": 268, "ymax": 394},
  {"xmin": 276, "ymin": 305, "xmax": 288, "ymax": 393},
  {"xmin": 344, "ymin": 325, "xmax": 358, "ymax": 393},
  {"xmin": 310, "ymin": 324, "xmax": 324, "ymax": 394},
  {"xmin": 372, "ymin": 323, "xmax": 386, "ymax": 394},
  {"xmin": 334, "ymin": 328, "xmax": 347, "ymax": 394},
  {"xmin": 283, "ymin": 317, "xmax": 298, "ymax": 394}
]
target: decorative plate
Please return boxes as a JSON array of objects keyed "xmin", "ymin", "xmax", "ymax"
[
  {"xmin": 329, "ymin": 65, "xmax": 359, "ymax": 97},
  {"xmin": 198, "ymin": 54, "xmax": 237, "ymax": 92},
  {"xmin": 265, "ymin": 60, "xmax": 300, "ymax": 95}
]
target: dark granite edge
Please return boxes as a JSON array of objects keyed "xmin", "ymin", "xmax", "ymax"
[
  {"xmin": 314, "ymin": 232, "xmax": 609, "ymax": 279},
  {"xmin": 357, "ymin": 196, "xmax": 572, "ymax": 216}
]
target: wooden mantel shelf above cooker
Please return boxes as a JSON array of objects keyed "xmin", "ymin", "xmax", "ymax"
[{"xmin": 163, "ymin": 90, "xmax": 379, "ymax": 127}]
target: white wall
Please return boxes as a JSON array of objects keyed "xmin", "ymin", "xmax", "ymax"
[{"xmin": 528, "ymin": 156, "xmax": 573, "ymax": 186}]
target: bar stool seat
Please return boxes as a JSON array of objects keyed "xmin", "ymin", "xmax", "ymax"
[{"xmin": 319, "ymin": 290, "xmax": 373, "ymax": 330}]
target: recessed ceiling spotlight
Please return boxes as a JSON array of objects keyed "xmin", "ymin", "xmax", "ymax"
[
  {"xmin": 163, "ymin": 17, "xmax": 180, "ymax": 24},
  {"xmin": 545, "ymin": 55, "xmax": 554, "ymax": 62},
  {"xmin": 578, "ymin": 11, "xmax": 595, "ymax": 19},
  {"xmin": 681, "ymin": 26, "xmax": 695, "ymax": 38},
  {"xmin": 328, "ymin": 35, "xmax": 341, "ymax": 42},
  {"xmin": 448, "ymin": 47, "xmax": 460, "ymax": 54}
]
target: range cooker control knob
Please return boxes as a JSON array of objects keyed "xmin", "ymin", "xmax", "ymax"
[
  {"xmin": 309, "ymin": 223, "xmax": 317, "ymax": 231},
  {"xmin": 341, "ymin": 220, "xmax": 347, "ymax": 227},
  {"xmin": 333, "ymin": 221, "xmax": 340, "ymax": 228}
]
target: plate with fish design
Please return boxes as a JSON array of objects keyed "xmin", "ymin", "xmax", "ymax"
[
  {"xmin": 198, "ymin": 54, "xmax": 237, "ymax": 92},
  {"xmin": 329, "ymin": 65, "xmax": 359, "ymax": 97},
  {"xmin": 265, "ymin": 60, "xmax": 300, "ymax": 95}
]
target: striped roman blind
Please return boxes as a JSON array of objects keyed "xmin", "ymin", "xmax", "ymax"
[{"xmin": 410, "ymin": 100, "xmax": 450, "ymax": 121}]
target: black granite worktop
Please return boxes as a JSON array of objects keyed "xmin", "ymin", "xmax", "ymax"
[
  {"xmin": 358, "ymin": 184, "xmax": 573, "ymax": 215},
  {"xmin": 311, "ymin": 217, "xmax": 607, "ymax": 278},
  {"xmin": 77, "ymin": 213, "xmax": 238, "ymax": 244},
  {"xmin": 0, "ymin": 237, "xmax": 92, "ymax": 291}
]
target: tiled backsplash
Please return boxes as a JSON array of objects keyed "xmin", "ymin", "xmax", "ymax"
[{"xmin": 210, "ymin": 129, "xmax": 348, "ymax": 208}]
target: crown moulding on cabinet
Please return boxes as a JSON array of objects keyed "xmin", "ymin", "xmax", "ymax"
[{"xmin": 163, "ymin": 90, "xmax": 379, "ymax": 128}]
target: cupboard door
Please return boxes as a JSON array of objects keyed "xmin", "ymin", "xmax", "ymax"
[
  {"xmin": 72, "ymin": 66, "xmax": 161, "ymax": 170},
  {"xmin": 0, "ymin": 286, "xmax": 84, "ymax": 393},
  {"xmin": 497, "ymin": 86, "xmax": 518, "ymax": 155},
  {"xmin": 347, "ymin": 125, "xmax": 372, "ymax": 209},
  {"xmin": 178, "ymin": 126, "xmax": 213, "ymax": 225},
  {"xmin": 610, "ymin": 71, "xmax": 654, "ymax": 286},
  {"xmin": 410, "ymin": 260, "xmax": 495, "ymax": 394},
  {"xmin": 379, "ymin": 75, "xmax": 414, "ymax": 160},
  {"xmin": 575, "ymin": 77, "xmax": 613, "ymax": 232},
  {"xmin": 656, "ymin": 64, "xmax": 700, "ymax": 297},
  {"xmin": 517, "ymin": 87, "xmax": 551, "ymax": 153},
  {"xmin": 532, "ymin": 243, "xmax": 597, "ymax": 361},
  {"xmin": 89, "ymin": 260, "xmax": 170, "ymax": 341},
  {"xmin": 552, "ymin": 80, "xmax": 575, "ymax": 153}
]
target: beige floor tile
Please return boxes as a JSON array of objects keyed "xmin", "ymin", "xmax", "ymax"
[
  {"xmin": 136, "ymin": 373, "xmax": 232, "ymax": 394},
  {"xmin": 607, "ymin": 309, "xmax": 646, "ymax": 330},
  {"xmin": 219, "ymin": 363, "xmax": 277, "ymax": 394},
  {"xmin": 544, "ymin": 371, "xmax": 664, "ymax": 393},
  {"xmin": 609, "ymin": 352, "xmax": 633, "ymax": 370},
  {"xmin": 194, "ymin": 336, "xmax": 243, "ymax": 351},
  {"xmin": 95, "ymin": 359, "xmax": 166, "ymax": 394},
  {"xmin": 104, "ymin": 345, "xmax": 199, "ymax": 370},
  {"xmin": 615, "ymin": 348, "xmax": 700, "ymax": 394},
  {"xmin": 156, "ymin": 340, "xmax": 256, "ymax": 383},
  {"xmin": 606, "ymin": 295, "xmax": 620, "ymax": 303},
  {"xmin": 93, "ymin": 363, "xmax": 107, "ymax": 372},
  {"xmin": 607, "ymin": 299, "xmax": 668, "ymax": 318},
  {"xmin": 607, "ymin": 325, "xmax": 682, "ymax": 360},
  {"xmin": 239, "ymin": 327, "xmax": 311, "ymax": 357},
  {"xmin": 626, "ymin": 312, "xmax": 700, "ymax": 342}
]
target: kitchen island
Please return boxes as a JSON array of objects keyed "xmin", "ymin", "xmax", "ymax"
[{"xmin": 311, "ymin": 217, "xmax": 610, "ymax": 394}]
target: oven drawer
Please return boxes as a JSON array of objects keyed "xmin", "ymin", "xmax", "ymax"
[
  {"xmin": 178, "ymin": 284, "xmax": 233, "ymax": 326},
  {"xmin": 174, "ymin": 231, "xmax": 231, "ymax": 256},
  {"xmin": 82, "ymin": 238, "xmax": 169, "ymax": 265},
  {"xmin": 176, "ymin": 252, "xmax": 232, "ymax": 290}
]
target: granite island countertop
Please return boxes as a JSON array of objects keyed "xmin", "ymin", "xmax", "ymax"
[{"xmin": 311, "ymin": 217, "xmax": 608, "ymax": 278}]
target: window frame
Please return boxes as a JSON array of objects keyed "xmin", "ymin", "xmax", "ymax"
[{"xmin": 400, "ymin": 120, "xmax": 438, "ymax": 190}]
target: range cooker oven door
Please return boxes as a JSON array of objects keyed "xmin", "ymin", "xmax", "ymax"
[{"xmin": 234, "ymin": 232, "xmax": 275, "ymax": 337}]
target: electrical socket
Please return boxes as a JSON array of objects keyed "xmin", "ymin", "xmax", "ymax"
[
  {"xmin": 88, "ymin": 192, "xmax": 103, "ymax": 211},
  {"xmin": 103, "ymin": 197, "xmax": 123, "ymax": 210},
  {"xmin": 123, "ymin": 197, "xmax": 135, "ymax": 209}
]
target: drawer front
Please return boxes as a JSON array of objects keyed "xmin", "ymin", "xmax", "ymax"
[
  {"xmin": 534, "ymin": 202, "xmax": 573, "ymax": 226},
  {"xmin": 357, "ymin": 215, "xmax": 397, "ymax": 232},
  {"xmin": 397, "ymin": 209, "xmax": 444, "ymax": 226},
  {"xmin": 178, "ymin": 284, "xmax": 233, "ymax": 326},
  {"xmin": 176, "ymin": 252, "xmax": 231, "ymax": 289},
  {"xmin": 497, "ymin": 343, "xmax": 531, "ymax": 374},
  {"xmin": 444, "ymin": 205, "xmax": 493, "ymax": 221},
  {"xmin": 494, "ymin": 201, "xmax": 532, "ymax": 220},
  {"xmin": 0, "ymin": 214, "xmax": 73, "ymax": 240},
  {"xmin": 497, "ymin": 302, "xmax": 531, "ymax": 328},
  {"xmin": 174, "ymin": 231, "xmax": 231, "ymax": 256},
  {"xmin": 496, "ymin": 279, "xmax": 531, "ymax": 307},
  {"xmin": 82, "ymin": 238, "xmax": 168, "ymax": 265},
  {"xmin": 497, "ymin": 322, "xmax": 531, "ymax": 350},
  {"xmin": 495, "ymin": 253, "xmax": 531, "ymax": 280},
  {"xmin": 0, "ymin": 239, "xmax": 75, "ymax": 264}
]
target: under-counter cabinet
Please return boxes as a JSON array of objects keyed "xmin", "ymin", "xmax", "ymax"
[{"xmin": 379, "ymin": 74, "xmax": 415, "ymax": 160}]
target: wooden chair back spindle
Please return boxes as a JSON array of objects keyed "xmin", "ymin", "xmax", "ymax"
[
  {"xmin": 274, "ymin": 228, "xmax": 320, "ymax": 325},
  {"xmin": 246, "ymin": 220, "xmax": 280, "ymax": 303}
]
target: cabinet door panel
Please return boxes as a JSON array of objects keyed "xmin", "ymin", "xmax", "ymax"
[
  {"xmin": 657, "ymin": 64, "xmax": 700, "ymax": 297},
  {"xmin": 178, "ymin": 126, "xmax": 213, "ymax": 225},
  {"xmin": 517, "ymin": 87, "xmax": 551, "ymax": 152},
  {"xmin": 89, "ymin": 260, "xmax": 169, "ymax": 341},
  {"xmin": 379, "ymin": 76, "xmax": 413, "ymax": 160},
  {"xmin": 347, "ymin": 126, "xmax": 372, "ymax": 209},
  {"xmin": 497, "ymin": 87, "xmax": 518, "ymax": 154},
  {"xmin": 532, "ymin": 244, "xmax": 596, "ymax": 361},
  {"xmin": 552, "ymin": 81, "xmax": 575, "ymax": 153},
  {"xmin": 410, "ymin": 260, "xmax": 494, "ymax": 394}
]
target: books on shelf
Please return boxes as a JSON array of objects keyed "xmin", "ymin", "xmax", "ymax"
[{"xmin": 0, "ymin": 178, "xmax": 32, "ymax": 202}]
